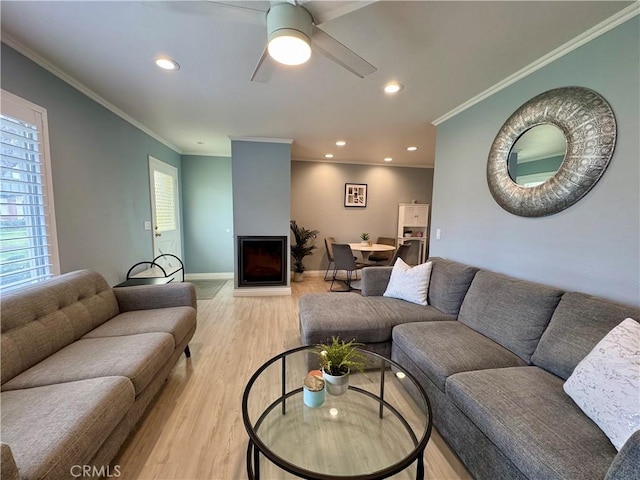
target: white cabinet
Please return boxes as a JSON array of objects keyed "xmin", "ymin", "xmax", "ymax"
[{"xmin": 397, "ymin": 203, "xmax": 429, "ymax": 264}]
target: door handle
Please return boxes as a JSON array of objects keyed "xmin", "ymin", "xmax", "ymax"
[{"xmin": 155, "ymin": 232, "xmax": 162, "ymax": 237}]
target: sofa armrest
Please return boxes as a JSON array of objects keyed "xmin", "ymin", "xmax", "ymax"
[
  {"xmin": 114, "ymin": 282, "xmax": 196, "ymax": 312},
  {"xmin": 361, "ymin": 267, "xmax": 392, "ymax": 296},
  {"xmin": 605, "ymin": 430, "xmax": 640, "ymax": 480},
  {"xmin": 1, "ymin": 443, "xmax": 19, "ymax": 480}
]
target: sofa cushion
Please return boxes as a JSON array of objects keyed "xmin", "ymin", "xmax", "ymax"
[
  {"xmin": 1, "ymin": 270, "xmax": 119, "ymax": 385},
  {"xmin": 458, "ymin": 270, "xmax": 563, "ymax": 363},
  {"xmin": 447, "ymin": 367, "xmax": 617, "ymax": 480},
  {"xmin": 563, "ymin": 318, "xmax": 640, "ymax": 451},
  {"xmin": 392, "ymin": 321, "xmax": 526, "ymax": 391},
  {"xmin": 299, "ymin": 293, "xmax": 454, "ymax": 345},
  {"xmin": 532, "ymin": 292, "xmax": 640, "ymax": 380},
  {"xmin": 1, "ymin": 333, "xmax": 174, "ymax": 395},
  {"xmin": 82, "ymin": 306, "xmax": 196, "ymax": 346},
  {"xmin": 1, "ymin": 376, "xmax": 134, "ymax": 480},
  {"xmin": 427, "ymin": 257, "xmax": 479, "ymax": 316}
]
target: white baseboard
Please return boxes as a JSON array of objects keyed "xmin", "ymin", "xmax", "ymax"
[
  {"xmin": 185, "ymin": 272, "xmax": 234, "ymax": 281},
  {"xmin": 233, "ymin": 287, "xmax": 291, "ymax": 297},
  {"xmin": 301, "ymin": 270, "xmax": 325, "ymax": 277}
]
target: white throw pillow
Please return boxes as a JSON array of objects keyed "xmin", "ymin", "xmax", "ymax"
[
  {"xmin": 383, "ymin": 259, "xmax": 432, "ymax": 306},
  {"xmin": 563, "ymin": 317, "xmax": 640, "ymax": 451}
]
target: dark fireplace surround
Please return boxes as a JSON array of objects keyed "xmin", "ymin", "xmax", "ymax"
[{"xmin": 238, "ymin": 236, "xmax": 287, "ymax": 287}]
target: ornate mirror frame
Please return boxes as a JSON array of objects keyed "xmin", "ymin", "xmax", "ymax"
[{"xmin": 487, "ymin": 86, "xmax": 616, "ymax": 217}]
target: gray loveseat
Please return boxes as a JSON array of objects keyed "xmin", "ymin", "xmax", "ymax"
[
  {"xmin": 1, "ymin": 269, "xmax": 197, "ymax": 480},
  {"xmin": 299, "ymin": 257, "xmax": 639, "ymax": 480}
]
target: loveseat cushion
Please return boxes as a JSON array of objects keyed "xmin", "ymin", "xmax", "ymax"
[
  {"xmin": 1, "ymin": 270, "xmax": 119, "ymax": 385},
  {"xmin": 458, "ymin": 270, "xmax": 563, "ymax": 363},
  {"xmin": 427, "ymin": 257, "xmax": 479, "ymax": 315},
  {"xmin": 531, "ymin": 292, "xmax": 640, "ymax": 380},
  {"xmin": 446, "ymin": 367, "xmax": 617, "ymax": 480},
  {"xmin": 1, "ymin": 376, "xmax": 134, "ymax": 480},
  {"xmin": 82, "ymin": 306, "xmax": 196, "ymax": 346},
  {"xmin": 392, "ymin": 321, "xmax": 526, "ymax": 391},
  {"xmin": 1, "ymin": 333, "xmax": 174, "ymax": 395},
  {"xmin": 299, "ymin": 293, "xmax": 454, "ymax": 345}
]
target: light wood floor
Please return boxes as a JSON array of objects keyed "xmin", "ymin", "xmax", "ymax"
[{"xmin": 114, "ymin": 276, "xmax": 472, "ymax": 480}]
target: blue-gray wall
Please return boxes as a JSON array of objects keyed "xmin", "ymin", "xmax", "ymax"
[
  {"xmin": 430, "ymin": 18, "xmax": 640, "ymax": 306},
  {"xmin": 181, "ymin": 155, "xmax": 233, "ymax": 274},
  {"xmin": 231, "ymin": 140, "xmax": 291, "ymax": 286},
  {"xmin": 1, "ymin": 44, "xmax": 182, "ymax": 286},
  {"xmin": 291, "ymin": 161, "xmax": 434, "ymax": 272}
]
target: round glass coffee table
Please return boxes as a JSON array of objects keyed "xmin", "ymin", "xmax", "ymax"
[{"xmin": 242, "ymin": 346, "xmax": 432, "ymax": 479}]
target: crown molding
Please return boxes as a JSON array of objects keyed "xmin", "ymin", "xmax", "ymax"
[
  {"xmin": 291, "ymin": 157, "xmax": 434, "ymax": 169},
  {"xmin": 1, "ymin": 35, "xmax": 182, "ymax": 154},
  {"xmin": 433, "ymin": 3, "xmax": 640, "ymax": 126},
  {"xmin": 228, "ymin": 136, "xmax": 294, "ymax": 144}
]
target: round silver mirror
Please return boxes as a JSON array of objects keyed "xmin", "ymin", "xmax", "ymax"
[
  {"xmin": 508, "ymin": 124, "xmax": 567, "ymax": 187},
  {"xmin": 487, "ymin": 86, "xmax": 616, "ymax": 217}
]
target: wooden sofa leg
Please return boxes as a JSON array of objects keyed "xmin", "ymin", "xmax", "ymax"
[{"xmin": 184, "ymin": 345, "xmax": 191, "ymax": 358}]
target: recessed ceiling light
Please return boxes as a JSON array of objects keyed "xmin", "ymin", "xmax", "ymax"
[
  {"xmin": 383, "ymin": 82, "xmax": 403, "ymax": 94},
  {"xmin": 407, "ymin": 146, "xmax": 418, "ymax": 151},
  {"xmin": 335, "ymin": 141, "xmax": 347, "ymax": 147},
  {"xmin": 384, "ymin": 157, "xmax": 393, "ymax": 162},
  {"xmin": 155, "ymin": 57, "xmax": 180, "ymax": 71},
  {"xmin": 325, "ymin": 153, "xmax": 334, "ymax": 159},
  {"xmin": 196, "ymin": 141, "xmax": 205, "ymax": 145}
]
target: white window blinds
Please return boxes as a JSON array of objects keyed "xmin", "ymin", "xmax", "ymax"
[
  {"xmin": 153, "ymin": 170, "xmax": 176, "ymax": 232},
  {"xmin": 0, "ymin": 90, "xmax": 59, "ymax": 292}
]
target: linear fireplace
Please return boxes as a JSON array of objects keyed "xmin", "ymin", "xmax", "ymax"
[{"xmin": 238, "ymin": 236, "xmax": 287, "ymax": 287}]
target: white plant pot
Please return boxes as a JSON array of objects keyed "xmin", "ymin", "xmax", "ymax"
[
  {"xmin": 361, "ymin": 241, "xmax": 369, "ymax": 247},
  {"xmin": 322, "ymin": 370, "xmax": 350, "ymax": 396},
  {"xmin": 293, "ymin": 272, "xmax": 304, "ymax": 282}
]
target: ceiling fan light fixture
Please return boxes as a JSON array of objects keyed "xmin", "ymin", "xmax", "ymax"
[
  {"xmin": 266, "ymin": 3, "xmax": 313, "ymax": 66},
  {"xmin": 268, "ymin": 29, "xmax": 311, "ymax": 66}
]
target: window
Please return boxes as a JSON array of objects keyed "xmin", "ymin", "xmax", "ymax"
[
  {"xmin": 1, "ymin": 90, "xmax": 59, "ymax": 292},
  {"xmin": 153, "ymin": 169, "xmax": 176, "ymax": 232}
]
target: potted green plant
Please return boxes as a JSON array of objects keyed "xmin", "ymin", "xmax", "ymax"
[
  {"xmin": 360, "ymin": 232, "xmax": 371, "ymax": 246},
  {"xmin": 314, "ymin": 336, "xmax": 366, "ymax": 395},
  {"xmin": 290, "ymin": 220, "xmax": 319, "ymax": 282}
]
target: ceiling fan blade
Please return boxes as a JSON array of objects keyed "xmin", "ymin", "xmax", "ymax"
[
  {"xmin": 250, "ymin": 46, "xmax": 276, "ymax": 83},
  {"xmin": 301, "ymin": 0, "xmax": 376, "ymax": 25},
  {"xmin": 310, "ymin": 26, "xmax": 377, "ymax": 79},
  {"xmin": 142, "ymin": 1, "xmax": 267, "ymax": 25}
]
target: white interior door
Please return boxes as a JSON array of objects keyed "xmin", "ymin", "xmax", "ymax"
[{"xmin": 149, "ymin": 156, "xmax": 182, "ymax": 270}]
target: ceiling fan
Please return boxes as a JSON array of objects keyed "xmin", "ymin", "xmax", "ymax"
[{"xmin": 148, "ymin": 0, "xmax": 377, "ymax": 83}]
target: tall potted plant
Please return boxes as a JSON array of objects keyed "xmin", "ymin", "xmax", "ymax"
[{"xmin": 290, "ymin": 220, "xmax": 319, "ymax": 282}]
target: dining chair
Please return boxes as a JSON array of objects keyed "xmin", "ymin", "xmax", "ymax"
[
  {"xmin": 389, "ymin": 244, "xmax": 410, "ymax": 265},
  {"xmin": 330, "ymin": 244, "xmax": 363, "ymax": 292},
  {"xmin": 324, "ymin": 237, "xmax": 337, "ymax": 280},
  {"xmin": 368, "ymin": 237, "xmax": 396, "ymax": 263},
  {"xmin": 393, "ymin": 240, "xmax": 421, "ymax": 265}
]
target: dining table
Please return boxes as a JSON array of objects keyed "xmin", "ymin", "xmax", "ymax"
[{"xmin": 348, "ymin": 242, "xmax": 396, "ymax": 263}]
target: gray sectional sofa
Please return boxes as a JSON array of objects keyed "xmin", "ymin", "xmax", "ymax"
[
  {"xmin": 299, "ymin": 257, "xmax": 639, "ymax": 480},
  {"xmin": 1, "ymin": 270, "xmax": 197, "ymax": 480}
]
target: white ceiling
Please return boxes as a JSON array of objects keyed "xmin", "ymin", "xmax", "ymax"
[{"xmin": 1, "ymin": 1, "xmax": 634, "ymax": 167}]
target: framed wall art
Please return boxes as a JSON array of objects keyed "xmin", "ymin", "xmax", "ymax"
[{"xmin": 344, "ymin": 183, "xmax": 367, "ymax": 207}]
